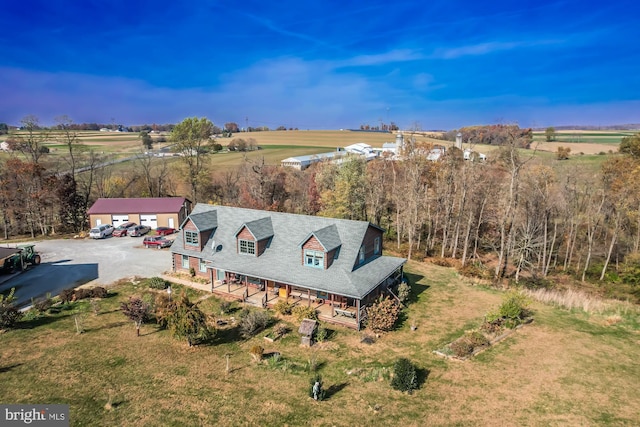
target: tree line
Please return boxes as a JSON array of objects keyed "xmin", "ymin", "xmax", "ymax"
[{"xmin": 2, "ymin": 115, "xmax": 639, "ymax": 301}]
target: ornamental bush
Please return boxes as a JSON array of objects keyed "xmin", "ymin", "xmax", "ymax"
[
  {"xmin": 239, "ymin": 309, "xmax": 270, "ymax": 338},
  {"xmin": 391, "ymin": 358, "xmax": 418, "ymax": 394},
  {"xmin": 292, "ymin": 305, "xmax": 318, "ymax": 321},
  {"xmin": 0, "ymin": 288, "xmax": 22, "ymax": 329},
  {"xmin": 147, "ymin": 277, "xmax": 168, "ymax": 290},
  {"xmin": 366, "ymin": 296, "xmax": 401, "ymax": 333},
  {"xmin": 273, "ymin": 299, "xmax": 294, "ymax": 315},
  {"xmin": 397, "ymin": 282, "xmax": 411, "ymax": 304}
]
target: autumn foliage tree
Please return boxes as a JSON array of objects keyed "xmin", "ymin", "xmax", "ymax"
[{"xmin": 365, "ymin": 296, "xmax": 402, "ymax": 333}]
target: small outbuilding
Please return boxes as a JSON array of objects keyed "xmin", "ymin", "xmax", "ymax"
[
  {"xmin": 298, "ymin": 318, "xmax": 318, "ymax": 347},
  {"xmin": 87, "ymin": 197, "xmax": 191, "ymax": 229}
]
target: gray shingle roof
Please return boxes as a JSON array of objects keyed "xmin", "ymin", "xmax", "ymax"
[
  {"xmin": 235, "ymin": 217, "xmax": 274, "ymax": 241},
  {"xmin": 299, "ymin": 224, "xmax": 341, "ymax": 252},
  {"xmin": 172, "ymin": 204, "xmax": 406, "ymax": 299},
  {"xmin": 186, "ymin": 210, "xmax": 217, "ymax": 231}
]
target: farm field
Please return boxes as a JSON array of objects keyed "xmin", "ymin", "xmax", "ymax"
[{"xmin": 0, "ymin": 260, "xmax": 638, "ymax": 426}]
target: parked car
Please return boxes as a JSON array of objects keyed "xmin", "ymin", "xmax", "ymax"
[
  {"xmin": 113, "ymin": 222, "xmax": 137, "ymax": 237},
  {"xmin": 143, "ymin": 236, "xmax": 173, "ymax": 249},
  {"xmin": 155, "ymin": 227, "xmax": 176, "ymax": 236},
  {"xmin": 89, "ymin": 224, "xmax": 114, "ymax": 239},
  {"xmin": 128, "ymin": 225, "xmax": 151, "ymax": 237}
]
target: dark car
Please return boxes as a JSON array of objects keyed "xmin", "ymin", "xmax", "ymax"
[
  {"xmin": 155, "ymin": 227, "xmax": 176, "ymax": 236},
  {"xmin": 113, "ymin": 222, "xmax": 137, "ymax": 237},
  {"xmin": 128, "ymin": 225, "xmax": 151, "ymax": 237},
  {"xmin": 143, "ymin": 236, "xmax": 173, "ymax": 249}
]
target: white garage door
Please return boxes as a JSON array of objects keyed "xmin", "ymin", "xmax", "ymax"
[
  {"xmin": 140, "ymin": 214, "xmax": 158, "ymax": 229},
  {"xmin": 112, "ymin": 215, "xmax": 129, "ymax": 227}
]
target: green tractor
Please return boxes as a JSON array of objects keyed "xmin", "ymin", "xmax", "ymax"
[{"xmin": 0, "ymin": 244, "xmax": 41, "ymax": 273}]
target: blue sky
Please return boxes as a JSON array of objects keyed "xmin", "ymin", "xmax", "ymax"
[{"xmin": 2, "ymin": 0, "xmax": 639, "ymax": 129}]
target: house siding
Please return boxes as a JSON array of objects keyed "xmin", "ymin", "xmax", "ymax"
[
  {"xmin": 182, "ymin": 220, "xmax": 201, "ymax": 251},
  {"xmin": 257, "ymin": 238, "xmax": 268, "ymax": 257},
  {"xmin": 90, "ymin": 214, "xmax": 112, "ymax": 227},
  {"xmin": 302, "ymin": 236, "xmax": 329, "ymax": 268},
  {"xmin": 173, "ymin": 253, "xmax": 208, "ymax": 278},
  {"xmin": 354, "ymin": 226, "xmax": 384, "ymax": 269}
]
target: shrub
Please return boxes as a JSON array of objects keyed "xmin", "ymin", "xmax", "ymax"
[
  {"xmin": 148, "ymin": 277, "xmax": 168, "ymax": 290},
  {"xmin": 366, "ymin": 296, "xmax": 401, "ymax": 333},
  {"xmin": 391, "ymin": 358, "xmax": 418, "ymax": 394},
  {"xmin": 59, "ymin": 287, "xmax": 75, "ymax": 303},
  {"xmin": 189, "ymin": 267, "xmax": 196, "ymax": 278},
  {"xmin": 292, "ymin": 305, "xmax": 318, "ymax": 321},
  {"xmin": 161, "ymin": 292, "xmax": 213, "ymax": 346},
  {"xmin": 250, "ymin": 345, "xmax": 264, "ymax": 362},
  {"xmin": 90, "ymin": 287, "xmax": 108, "ymax": 298},
  {"xmin": 309, "ymin": 374, "xmax": 326, "ymax": 401},
  {"xmin": 486, "ymin": 290, "xmax": 531, "ymax": 329},
  {"xmin": 273, "ymin": 299, "xmax": 294, "ymax": 315},
  {"xmin": 33, "ymin": 294, "xmax": 53, "ymax": 313},
  {"xmin": 0, "ymin": 288, "xmax": 22, "ymax": 329},
  {"xmin": 74, "ymin": 288, "xmax": 92, "ymax": 300},
  {"xmin": 432, "ymin": 257, "xmax": 453, "ymax": 267},
  {"xmin": 397, "ymin": 281, "xmax": 411, "ymax": 304},
  {"xmin": 239, "ymin": 310, "xmax": 270, "ymax": 338},
  {"xmin": 459, "ymin": 261, "xmax": 491, "ymax": 279},
  {"xmin": 315, "ymin": 324, "xmax": 328, "ymax": 342}
]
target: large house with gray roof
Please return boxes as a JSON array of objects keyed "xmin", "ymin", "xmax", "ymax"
[{"xmin": 171, "ymin": 204, "xmax": 406, "ymax": 329}]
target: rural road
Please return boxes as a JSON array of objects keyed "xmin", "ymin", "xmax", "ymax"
[{"xmin": 0, "ymin": 235, "xmax": 172, "ymax": 308}]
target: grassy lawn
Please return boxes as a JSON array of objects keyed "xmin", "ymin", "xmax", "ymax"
[{"xmin": 1, "ymin": 262, "xmax": 638, "ymax": 426}]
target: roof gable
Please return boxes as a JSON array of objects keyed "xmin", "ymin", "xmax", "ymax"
[
  {"xmin": 184, "ymin": 211, "xmax": 217, "ymax": 231},
  {"xmin": 234, "ymin": 217, "xmax": 274, "ymax": 241},
  {"xmin": 298, "ymin": 224, "xmax": 341, "ymax": 252}
]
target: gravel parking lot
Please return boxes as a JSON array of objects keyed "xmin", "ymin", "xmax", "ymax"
[{"xmin": 0, "ymin": 235, "xmax": 173, "ymax": 307}]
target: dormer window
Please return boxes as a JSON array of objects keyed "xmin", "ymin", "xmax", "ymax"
[
  {"xmin": 239, "ymin": 239, "xmax": 255, "ymax": 255},
  {"xmin": 374, "ymin": 237, "xmax": 381, "ymax": 255},
  {"xmin": 305, "ymin": 249, "xmax": 325, "ymax": 269},
  {"xmin": 185, "ymin": 230, "xmax": 199, "ymax": 245},
  {"xmin": 359, "ymin": 245, "xmax": 365, "ymax": 264}
]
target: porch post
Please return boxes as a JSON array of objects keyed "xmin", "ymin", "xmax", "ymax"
[
  {"xmin": 356, "ymin": 299, "xmax": 361, "ymax": 330},
  {"xmin": 331, "ymin": 294, "xmax": 335, "ymax": 316},
  {"xmin": 307, "ymin": 289, "xmax": 311, "ymax": 307},
  {"xmin": 227, "ymin": 273, "xmax": 230, "ymax": 293},
  {"xmin": 210, "ymin": 268, "xmax": 214, "ymax": 293}
]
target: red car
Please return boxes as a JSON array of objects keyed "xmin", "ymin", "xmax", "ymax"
[
  {"xmin": 143, "ymin": 236, "xmax": 173, "ymax": 249},
  {"xmin": 155, "ymin": 227, "xmax": 176, "ymax": 236},
  {"xmin": 112, "ymin": 222, "xmax": 137, "ymax": 237}
]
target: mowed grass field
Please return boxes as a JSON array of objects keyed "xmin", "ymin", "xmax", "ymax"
[{"xmin": 1, "ymin": 260, "xmax": 638, "ymax": 426}]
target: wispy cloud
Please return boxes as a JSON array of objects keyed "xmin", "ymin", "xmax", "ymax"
[
  {"xmin": 431, "ymin": 39, "xmax": 562, "ymax": 59},
  {"xmin": 334, "ymin": 49, "xmax": 425, "ymax": 68}
]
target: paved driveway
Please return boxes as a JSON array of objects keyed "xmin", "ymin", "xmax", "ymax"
[{"xmin": 0, "ymin": 235, "xmax": 173, "ymax": 307}]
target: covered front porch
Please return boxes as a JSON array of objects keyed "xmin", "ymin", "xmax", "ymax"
[{"xmin": 206, "ymin": 269, "xmax": 362, "ymax": 328}]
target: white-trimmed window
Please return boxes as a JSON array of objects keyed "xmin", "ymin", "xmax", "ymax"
[
  {"xmin": 239, "ymin": 239, "xmax": 256, "ymax": 255},
  {"xmin": 359, "ymin": 245, "xmax": 365, "ymax": 264},
  {"xmin": 181, "ymin": 254, "xmax": 189, "ymax": 269},
  {"xmin": 374, "ymin": 237, "xmax": 381, "ymax": 255},
  {"xmin": 305, "ymin": 249, "xmax": 325, "ymax": 269},
  {"xmin": 185, "ymin": 230, "xmax": 199, "ymax": 245},
  {"xmin": 199, "ymin": 258, "xmax": 207, "ymax": 273}
]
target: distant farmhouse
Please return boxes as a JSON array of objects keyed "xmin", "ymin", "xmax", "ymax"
[
  {"xmin": 281, "ymin": 132, "xmax": 486, "ymax": 169},
  {"xmin": 281, "ymin": 143, "xmax": 377, "ymax": 170}
]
